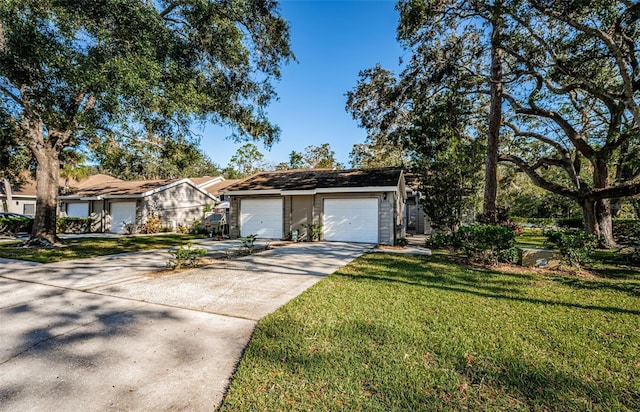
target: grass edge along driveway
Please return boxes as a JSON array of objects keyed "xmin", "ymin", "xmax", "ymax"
[
  {"xmin": 220, "ymin": 251, "xmax": 640, "ymax": 411},
  {"xmin": 0, "ymin": 234, "xmax": 205, "ymax": 263}
]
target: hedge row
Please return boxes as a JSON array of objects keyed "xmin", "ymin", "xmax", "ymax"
[
  {"xmin": 0, "ymin": 217, "xmax": 95, "ymax": 235},
  {"xmin": 514, "ymin": 217, "xmax": 639, "ymax": 243},
  {"xmin": 0, "ymin": 217, "xmax": 33, "ymax": 235}
]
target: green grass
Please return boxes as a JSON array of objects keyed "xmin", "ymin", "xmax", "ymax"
[
  {"xmin": 220, "ymin": 251, "xmax": 640, "ymax": 411},
  {"xmin": 515, "ymin": 227, "xmax": 547, "ymax": 248},
  {"xmin": 0, "ymin": 234, "xmax": 204, "ymax": 263}
]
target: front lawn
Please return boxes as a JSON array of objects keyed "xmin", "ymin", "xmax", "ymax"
[
  {"xmin": 0, "ymin": 234, "xmax": 204, "ymax": 263},
  {"xmin": 220, "ymin": 252, "xmax": 640, "ymax": 411}
]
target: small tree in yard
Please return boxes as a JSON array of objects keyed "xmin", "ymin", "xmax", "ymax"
[{"xmin": 0, "ymin": 0, "xmax": 293, "ymax": 246}]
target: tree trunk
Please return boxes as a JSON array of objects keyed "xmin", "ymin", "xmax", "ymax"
[
  {"xmin": 581, "ymin": 198, "xmax": 598, "ymax": 236},
  {"xmin": 596, "ymin": 198, "xmax": 616, "ymax": 248},
  {"xmin": 30, "ymin": 146, "xmax": 61, "ymax": 246},
  {"xmin": 632, "ymin": 197, "xmax": 640, "ymax": 219},
  {"xmin": 609, "ymin": 198, "xmax": 623, "ymax": 218},
  {"xmin": 592, "ymin": 158, "xmax": 616, "ymax": 248},
  {"xmin": 483, "ymin": 10, "xmax": 503, "ymax": 222},
  {"xmin": 2, "ymin": 178, "xmax": 12, "ymax": 212}
]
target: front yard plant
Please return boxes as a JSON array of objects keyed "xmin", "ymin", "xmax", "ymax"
[
  {"xmin": 167, "ymin": 243, "xmax": 207, "ymax": 269},
  {"xmin": 220, "ymin": 252, "xmax": 640, "ymax": 411},
  {"xmin": 545, "ymin": 229, "xmax": 599, "ymax": 268},
  {"xmin": 453, "ymin": 224, "xmax": 518, "ymax": 263}
]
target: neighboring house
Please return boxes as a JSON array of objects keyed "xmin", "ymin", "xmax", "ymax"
[
  {"xmin": 405, "ymin": 186, "xmax": 430, "ymax": 235},
  {"xmin": 223, "ymin": 168, "xmax": 406, "ymax": 244},
  {"xmin": 200, "ymin": 179, "xmax": 241, "ymax": 202},
  {"xmin": 1, "ymin": 173, "xmax": 119, "ymax": 217},
  {"xmin": 189, "ymin": 175, "xmax": 225, "ymax": 194},
  {"xmin": 60, "ymin": 178, "xmax": 216, "ymax": 233},
  {"xmin": 1, "ymin": 177, "xmax": 37, "ymax": 216}
]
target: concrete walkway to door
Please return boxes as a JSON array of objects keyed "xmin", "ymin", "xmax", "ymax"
[{"xmin": 0, "ymin": 241, "xmax": 372, "ymax": 411}]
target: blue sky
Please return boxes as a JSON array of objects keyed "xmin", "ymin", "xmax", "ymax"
[{"xmin": 198, "ymin": 0, "xmax": 406, "ymax": 169}]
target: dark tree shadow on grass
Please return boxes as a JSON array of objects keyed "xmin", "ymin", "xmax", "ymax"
[{"xmin": 338, "ymin": 253, "xmax": 640, "ymax": 316}]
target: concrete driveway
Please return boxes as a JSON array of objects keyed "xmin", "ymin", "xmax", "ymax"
[{"xmin": 0, "ymin": 241, "xmax": 371, "ymax": 411}]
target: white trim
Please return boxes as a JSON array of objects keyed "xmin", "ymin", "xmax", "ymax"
[
  {"xmin": 140, "ymin": 178, "xmax": 216, "ymax": 199},
  {"xmin": 61, "ymin": 179, "xmax": 217, "ymax": 201},
  {"xmin": 193, "ymin": 176, "xmax": 225, "ymax": 189},
  {"xmin": 225, "ymin": 186, "xmax": 399, "ymax": 196},
  {"xmin": 225, "ymin": 189, "xmax": 283, "ymax": 196}
]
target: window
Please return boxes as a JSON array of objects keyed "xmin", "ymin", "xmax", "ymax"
[{"xmin": 23, "ymin": 203, "xmax": 35, "ymax": 217}]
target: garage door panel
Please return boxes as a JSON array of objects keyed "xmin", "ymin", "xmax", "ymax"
[
  {"xmin": 323, "ymin": 198, "xmax": 378, "ymax": 243},
  {"xmin": 110, "ymin": 202, "xmax": 137, "ymax": 234},
  {"xmin": 240, "ymin": 199, "xmax": 282, "ymax": 238}
]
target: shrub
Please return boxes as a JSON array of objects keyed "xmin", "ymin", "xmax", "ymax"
[
  {"xmin": 189, "ymin": 220, "xmax": 208, "ymax": 235},
  {"xmin": 241, "ymin": 234, "xmax": 258, "ymax": 254},
  {"xmin": 141, "ymin": 214, "xmax": 162, "ymax": 234},
  {"xmin": 476, "ymin": 208, "xmax": 521, "ymax": 234},
  {"xmin": 613, "ymin": 219, "xmax": 640, "ymax": 245},
  {"xmin": 453, "ymin": 224, "xmax": 517, "ymax": 263},
  {"xmin": 557, "ymin": 218, "xmax": 583, "ymax": 229},
  {"xmin": 545, "ymin": 229, "xmax": 598, "ymax": 268},
  {"xmin": 302, "ymin": 222, "xmax": 323, "ymax": 241},
  {"xmin": 426, "ymin": 232, "xmax": 454, "ymax": 248},
  {"xmin": 0, "ymin": 216, "xmax": 33, "ymax": 235},
  {"xmin": 57, "ymin": 217, "xmax": 92, "ymax": 234},
  {"xmin": 167, "ymin": 243, "xmax": 207, "ymax": 269},
  {"xmin": 395, "ymin": 237, "xmax": 408, "ymax": 247}
]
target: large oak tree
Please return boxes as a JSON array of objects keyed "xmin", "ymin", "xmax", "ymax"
[
  {"xmin": 0, "ymin": 0, "xmax": 293, "ymax": 245},
  {"xmin": 347, "ymin": 0, "xmax": 639, "ymax": 246}
]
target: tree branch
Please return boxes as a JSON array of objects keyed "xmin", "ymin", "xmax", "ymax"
[{"xmin": 499, "ymin": 153, "xmax": 581, "ymax": 199}]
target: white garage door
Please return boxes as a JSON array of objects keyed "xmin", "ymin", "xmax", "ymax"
[
  {"xmin": 110, "ymin": 202, "xmax": 137, "ymax": 234},
  {"xmin": 323, "ymin": 198, "xmax": 379, "ymax": 243},
  {"xmin": 67, "ymin": 203, "xmax": 89, "ymax": 218},
  {"xmin": 240, "ymin": 198, "xmax": 283, "ymax": 238}
]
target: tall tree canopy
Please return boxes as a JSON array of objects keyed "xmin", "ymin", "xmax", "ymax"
[
  {"xmin": 91, "ymin": 135, "xmax": 220, "ymax": 180},
  {"xmin": 347, "ymin": 0, "xmax": 640, "ymax": 246},
  {"xmin": 0, "ymin": 0, "xmax": 293, "ymax": 244},
  {"xmin": 224, "ymin": 143, "xmax": 267, "ymax": 178}
]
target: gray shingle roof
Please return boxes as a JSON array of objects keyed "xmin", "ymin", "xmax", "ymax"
[{"xmin": 224, "ymin": 168, "xmax": 403, "ymax": 192}]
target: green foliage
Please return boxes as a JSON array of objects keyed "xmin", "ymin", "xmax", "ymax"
[
  {"xmin": 226, "ymin": 143, "xmax": 267, "ymax": 178},
  {"xmin": 0, "ymin": 234, "xmax": 203, "ymax": 263},
  {"xmin": 302, "ymin": 222, "xmax": 323, "ymax": 241},
  {"xmin": 613, "ymin": 219, "xmax": 640, "ymax": 245},
  {"xmin": 167, "ymin": 243, "xmax": 207, "ymax": 269},
  {"xmin": 0, "ymin": 216, "xmax": 33, "ymax": 235},
  {"xmin": 56, "ymin": 217, "xmax": 92, "ymax": 234},
  {"xmin": 545, "ymin": 229, "xmax": 599, "ymax": 268},
  {"xmin": 188, "ymin": 220, "xmax": 208, "ymax": 236},
  {"xmin": 241, "ymin": 234, "xmax": 258, "ymax": 253},
  {"xmin": 557, "ymin": 218, "xmax": 584, "ymax": 229},
  {"xmin": 425, "ymin": 232, "xmax": 454, "ymax": 249},
  {"xmin": 0, "ymin": 0, "xmax": 293, "ymax": 242},
  {"xmin": 92, "ymin": 136, "xmax": 220, "ymax": 180},
  {"xmin": 395, "ymin": 237, "xmax": 408, "ymax": 247},
  {"xmin": 453, "ymin": 224, "xmax": 517, "ymax": 264},
  {"xmin": 476, "ymin": 207, "xmax": 521, "ymax": 234}
]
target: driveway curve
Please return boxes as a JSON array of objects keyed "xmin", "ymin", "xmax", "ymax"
[{"xmin": 0, "ymin": 242, "xmax": 371, "ymax": 411}]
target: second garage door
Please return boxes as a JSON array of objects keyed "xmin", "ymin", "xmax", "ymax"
[
  {"xmin": 240, "ymin": 198, "xmax": 283, "ymax": 238},
  {"xmin": 110, "ymin": 202, "xmax": 137, "ymax": 234},
  {"xmin": 323, "ymin": 198, "xmax": 378, "ymax": 243}
]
